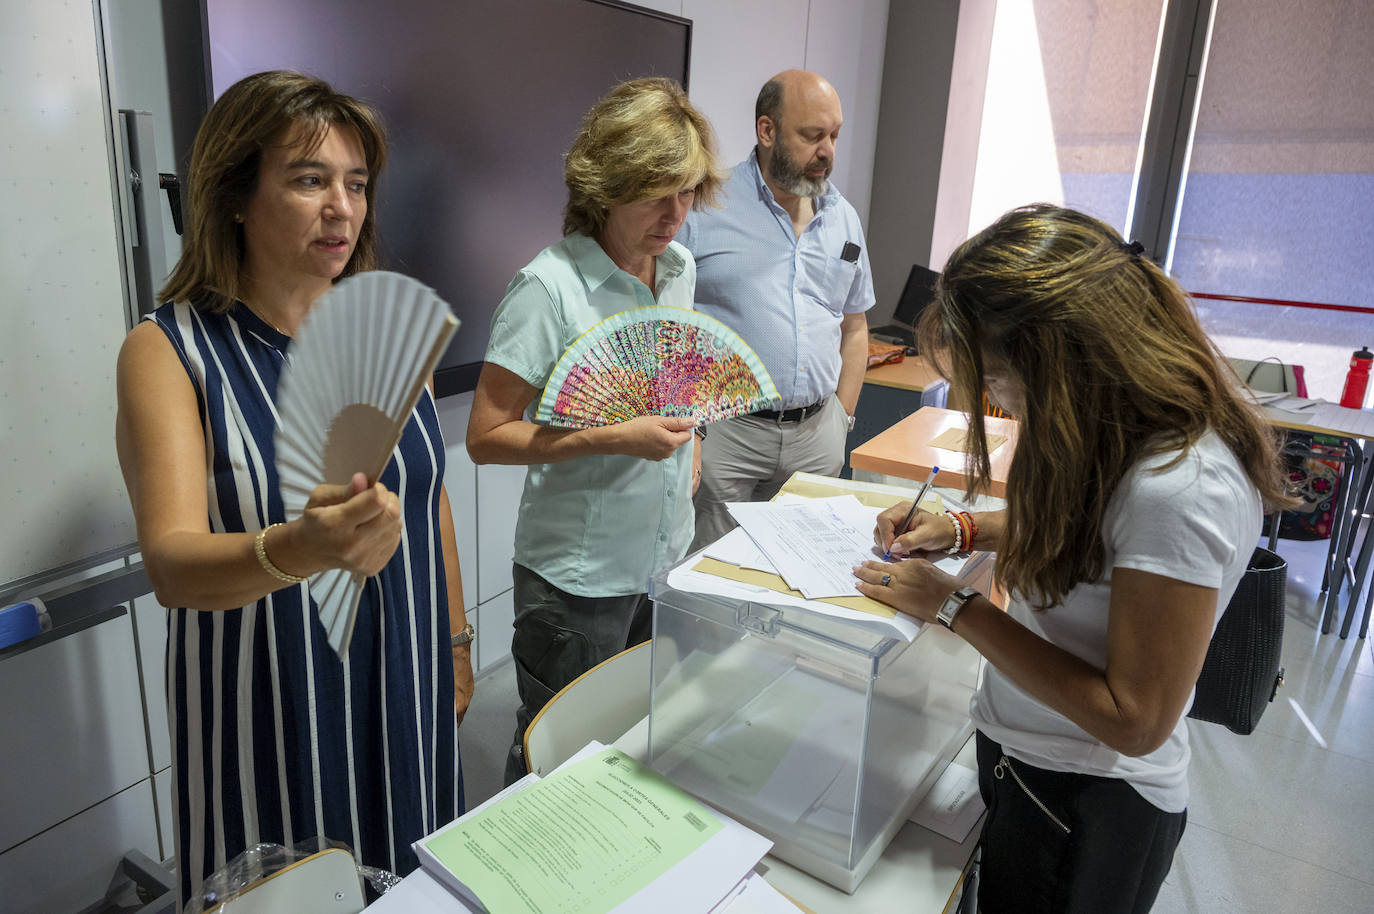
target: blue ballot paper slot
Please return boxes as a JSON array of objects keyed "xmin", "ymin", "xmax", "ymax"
[{"xmin": 646, "ymin": 571, "xmax": 980, "ymax": 894}]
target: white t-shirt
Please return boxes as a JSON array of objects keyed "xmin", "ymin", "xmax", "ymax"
[{"xmin": 969, "ymin": 430, "xmax": 1262, "ymax": 812}]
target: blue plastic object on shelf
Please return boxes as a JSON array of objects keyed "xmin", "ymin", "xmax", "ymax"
[{"xmin": 0, "ymin": 600, "xmax": 44, "ymax": 650}]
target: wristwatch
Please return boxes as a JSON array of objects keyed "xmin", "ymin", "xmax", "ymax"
[
  {"xmin": 846, "ymin": 413, "xmax": 857, "ymax": 432},
  {"xmin": 936, "ymin": 587, "xmax": 979, "ymax": 631},
  {"xmin": 450, "ymin": 622, "xmax": 475, "ymax": 647}
]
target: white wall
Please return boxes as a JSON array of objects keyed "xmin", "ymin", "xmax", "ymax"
[
  {"xmin": 930, "ymin": 0, "xmax": 1000, "ymax": 270},
  {"xmin": 0, "ymin": 0, "xmax": 136, "ymax": 584},
  {"xmin": 638, "ymin": 0, "xmax": 890, "ymax": 228},
  {"xmin": 867, "ymin": 0, "xmax": 963, "ymax": 320}
]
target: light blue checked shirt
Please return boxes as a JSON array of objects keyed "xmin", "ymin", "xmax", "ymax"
[
  {"xmin": 677, "ymin": 151, "xmax": 875, "ymax": 409},
  {"xmin": 484, "ymin": 233, "xmax": 696, "ymax": 596}
]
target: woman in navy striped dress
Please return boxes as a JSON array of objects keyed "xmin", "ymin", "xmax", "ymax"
[{"xmin": 114, "ymin": 71, "xmax": 471, "ymax": 907}]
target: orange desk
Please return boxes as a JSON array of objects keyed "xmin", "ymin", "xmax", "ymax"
[
  {"xmin": 864, "ymin": 354, "xmax": 946, "ymax": 394},
  {"xmin": 849, "ymin": 406, "xmax": 1019, "ymax": 498}
]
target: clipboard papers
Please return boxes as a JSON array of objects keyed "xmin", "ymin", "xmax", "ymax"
[{"xmin": 670, "ymin": 473, "xmax": 975, "ymax": 642}]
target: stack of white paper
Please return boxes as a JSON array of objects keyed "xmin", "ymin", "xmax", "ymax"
[
  {"xmin": 669, "ymin": 489, "xmax": 973, "ymax": 642},
  {"xmin": 727, "ymin": 495, "xmax": 880, "ymax": 599}
]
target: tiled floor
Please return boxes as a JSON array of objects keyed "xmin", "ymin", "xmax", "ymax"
[{"xmin": 459, "ymin": 535, "xmax": 1374, "ymax": 913}]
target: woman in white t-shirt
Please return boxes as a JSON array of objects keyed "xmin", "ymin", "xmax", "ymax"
[{"xmin": 854, "ymin": 204, "xmax": 1294, "ymax": 914}]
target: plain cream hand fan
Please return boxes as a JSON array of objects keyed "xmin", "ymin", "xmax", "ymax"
[{"xmin": 274, "ymin": 271, "xmax": 459, "ymax": 657}]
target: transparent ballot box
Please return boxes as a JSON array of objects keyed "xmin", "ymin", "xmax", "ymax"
[{"xmin": 646, "ymin": 573, "xmax": 980, "ymax": 893}]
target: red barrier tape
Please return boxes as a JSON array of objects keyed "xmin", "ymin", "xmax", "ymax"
[{"xmin": 1191, "ymin": 292, "xmax": 1374, "ymax": 316}]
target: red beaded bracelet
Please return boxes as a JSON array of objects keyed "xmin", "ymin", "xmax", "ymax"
[{"xmin": 960, "ymin": 511, "xmax": 979, "ymax": 552}]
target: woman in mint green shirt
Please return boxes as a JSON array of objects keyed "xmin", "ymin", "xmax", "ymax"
[{"xmin": 466, "ymin": 78, "xmax": 726, "ymax": 784}]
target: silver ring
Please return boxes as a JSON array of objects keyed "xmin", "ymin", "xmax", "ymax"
[{"xmin": 880, "ymin": 574, "xmax": 892, "ymax": 587}]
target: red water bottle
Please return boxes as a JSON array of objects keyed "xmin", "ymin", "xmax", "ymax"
[{"xmin": 1339, "ymin": 346, "xmax": 1373, "ymax": 409}]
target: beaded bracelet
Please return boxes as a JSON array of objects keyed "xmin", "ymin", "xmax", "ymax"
[
  {"xmin": 945, "ymin": 510, "xmax": 963, "ymax": 554},
  {"xmin": 960, "ymin": 511, "xmax": 979, "ymax": 552},
  {"xmin": 255, "ymin": 523, "xmax": 308, "ymax": 584}
]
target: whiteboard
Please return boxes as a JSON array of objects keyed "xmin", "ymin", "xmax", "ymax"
[{"xmin": 0, "ymin": 2, "xmax": 138, "ymax": 586}]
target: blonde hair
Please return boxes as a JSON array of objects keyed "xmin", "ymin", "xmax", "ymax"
[
  {"xmin": 563, "ymin": 77, "xmax": 726, "ymax": 237},
  {"xmin": 160, "ymin": 70, "xmax": 388, "ymax": 313},
  {"xmin": 918, "ymin": 204, "xmax": 1295, "ymax": 608}
]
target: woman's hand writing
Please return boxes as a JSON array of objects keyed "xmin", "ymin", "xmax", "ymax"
[{"xmin": 874, "ymin": 502, "xmax": 955, "ymax": 557}]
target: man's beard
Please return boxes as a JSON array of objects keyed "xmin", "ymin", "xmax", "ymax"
[{"xmin": 767, "ymin": 138, "xmax": 831, "ymax": 198}]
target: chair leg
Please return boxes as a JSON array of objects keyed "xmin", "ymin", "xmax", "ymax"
[
  {"xmin": 1337, "ymin": 446, "xmax": 1372, "ymax": 638},
  {"xmin": 1321, "ymin": 443, "xmax": 1363, "ymax": 634},
  {"xmin": 1359, "ymin": 568, "xmax": 1374, "ymax": 638}
]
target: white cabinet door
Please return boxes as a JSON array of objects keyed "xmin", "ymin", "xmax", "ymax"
[
  {"xmin": 0, "ymin": 779, "xmax": 160, "ymax": 914},
  {"xmin": 435, "ymin": 392, "xmax": 479, "ymax": 612},
  {"xmin": 132, "ymin": 592, "xmax": 171, "ymax": 773},
  {"xmin": 476, "ymin": 588, "xmax": 516, "ymax": 672},
  {"xmin": 0, "ymin": 611, "xmax": 149, "ymax": 853},
  {"xmin": 476, "ymin": 464, "xmax": 527, "ymax": 604}
]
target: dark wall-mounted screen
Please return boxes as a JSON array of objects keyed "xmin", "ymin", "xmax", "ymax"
[{"xmin": 204, "ymin": 0, "xmax": 691, "ymax": 395}]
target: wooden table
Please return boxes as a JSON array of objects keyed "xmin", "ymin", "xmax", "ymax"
[
  {"xmin": 864, "ymin": 353, "xmax": 947, "ymax": 394},
  {"xmin": 849, "ymin": 406, "xmax": 1019, "ymax": 498},
  {"xmin": 847, "ymin": 352, "xmax": 950, "ymax": 478}
]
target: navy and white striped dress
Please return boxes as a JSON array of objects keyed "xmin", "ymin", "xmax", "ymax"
[{"xmin": 147, "ymin": 300, "xmax": 464, "ymax": 905}]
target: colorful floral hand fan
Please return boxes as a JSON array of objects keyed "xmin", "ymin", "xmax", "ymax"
[
  {"xmin": 534, "ymin": 306, "xmax": 779, "ymax": 428},
  {"xmin": 275, "ymin": 271, "xmax": 459, "ymax": 657}
]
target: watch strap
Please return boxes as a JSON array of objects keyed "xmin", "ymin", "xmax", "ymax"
[
  {"xmin": 936, "ymin": 587, "xmax": 979, "ymax": 630},
  {"xmin": 450, "ymin": 622, "xmax": 475, "ymax": 647}
]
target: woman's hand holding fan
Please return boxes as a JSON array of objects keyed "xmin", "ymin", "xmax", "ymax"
[
  {"xmin": 275, "ymin": 271, "xmax": 459, "ymax": 656},
  {"xmin": 600, "ymin": 414, "xmax": 697, "ymax": 460},
  {"xmin": 294, "ymin": 472, "xmax": 403, "ymax": 577}
]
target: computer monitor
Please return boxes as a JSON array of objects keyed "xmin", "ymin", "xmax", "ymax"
[
  {"xmin": 870, "ymin": 264, "xmax": 939, "ymax": 347},
  {"xmin": 893, "ymin": 264, "xmax": 939, "ymax": 326}
]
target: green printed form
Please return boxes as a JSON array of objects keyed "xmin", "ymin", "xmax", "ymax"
[{"xmin": 421, "ymin": 747, "xmax": 723, "ymax": 914}]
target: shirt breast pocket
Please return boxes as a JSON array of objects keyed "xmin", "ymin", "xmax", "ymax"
[{"xmin": 824, "ymin": 257, "xmax": 859, "ymax": 314}]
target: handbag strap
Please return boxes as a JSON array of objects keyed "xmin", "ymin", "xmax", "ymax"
[{"xmin": 1244, "ymin": 356, "xmax": 1291, "ymax": 394}]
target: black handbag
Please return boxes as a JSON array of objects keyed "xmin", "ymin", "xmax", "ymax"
[{"xmin": 1187, "ymin": 546, "xmax": 1287, "ymax": 735}]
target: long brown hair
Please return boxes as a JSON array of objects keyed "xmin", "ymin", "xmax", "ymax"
[
  {"xmin": 160, "ymin": 70, "xmax": 388, "ymax": 312},
  {"xmin": 918, "ymin": 204, "xmax": 1294, "ymax": 608}
]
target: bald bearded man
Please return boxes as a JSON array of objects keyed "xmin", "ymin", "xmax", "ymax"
[{"xmin": 677, "ymin": 70, "xmax": 875, "ymax": 549}]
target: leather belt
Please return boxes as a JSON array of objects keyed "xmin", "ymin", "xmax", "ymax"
[{"xmin": 752, "ymin": 399, "xmax": 827, "ymax": 423}]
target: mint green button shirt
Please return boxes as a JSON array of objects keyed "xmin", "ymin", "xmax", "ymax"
[{"xmin": 483, "ymin": 232, "xmax": 696, "ymax": 597}]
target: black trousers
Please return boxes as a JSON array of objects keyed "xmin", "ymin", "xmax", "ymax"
[
  {"xmin": 502, "ymin": 563, "xmax": 652, "ymax": 785},
  {"xmin": 975, "ymin": 731, "xmax": 1186, "ymax": 914}
]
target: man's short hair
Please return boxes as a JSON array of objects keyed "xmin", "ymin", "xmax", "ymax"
[{"xmin": 755, "ymin": 78, "xmax": 784, "ymax": 126}]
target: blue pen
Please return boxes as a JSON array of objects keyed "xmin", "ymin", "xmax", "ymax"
[{"xmin": 882, "ymin": 466, "xmax": 939, "ymax": 561}]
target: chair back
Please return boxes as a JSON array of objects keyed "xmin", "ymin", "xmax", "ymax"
[
  {"xmin": 202, "ymin": 848, "xmax": 364, "ymax": 914},
  {"xmin": 1229, "ymin": 357, "xmax": 1307, "ymax": 397},
  {"xmin": 524, "ymin": 640, "xmax": 652, "ymax": 776}
]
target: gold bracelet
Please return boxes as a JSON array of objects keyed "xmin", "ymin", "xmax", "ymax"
[{"xmin": 255, "ymin": 523, "xmax": 308, "ymax": 584}]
